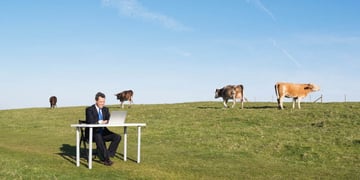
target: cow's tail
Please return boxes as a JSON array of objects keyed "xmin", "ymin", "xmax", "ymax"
[
  {"xmin": 240, "ymin": 84, "xmax": 244, "ymax": 109},
  {"xmin": 239, "ymin": 84, "xmax": 244, "ymax": 100},
  {"xmin": 274, "ymin": 83, "xmax": 280, "ymax": 105}
]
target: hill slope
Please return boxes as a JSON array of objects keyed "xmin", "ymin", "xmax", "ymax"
[{"xmin": 0, "ymin": 102, "xmax": 359, "ymax": 179}]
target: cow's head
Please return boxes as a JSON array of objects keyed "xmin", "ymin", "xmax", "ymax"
[
  {"xmin": 115, "ymin": 93, "xmax": 122, "ymax": 100},
  {"xmin": 305, "ymin": 83, "xmax": 320, "ymax": 92},
  {"xmin": 215, "ymin": 89, "xmax": 221, "ymax": 98}
]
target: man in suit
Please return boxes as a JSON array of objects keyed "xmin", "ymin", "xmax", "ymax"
[{"xmin": 86, "ymin": 92, "xmax": 121, "ymax": 166}]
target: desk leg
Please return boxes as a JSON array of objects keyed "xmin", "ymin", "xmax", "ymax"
[
  {"xmin": 88, "ymin": 128, "xmax": 93, "ymax": 169},
  {"xmin": 124, "ymin": 126, "xmax": 127, "ymax": 161},
  {"xmin": 76, "ymin": 127, "xmax": 80, "ymax": 167},
  {"xmin": 137, "ymin": 126, "xmax": 142, "ymax": 163}
]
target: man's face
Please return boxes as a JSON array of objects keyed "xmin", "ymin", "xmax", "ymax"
[{"xmin": 96, "ymin": 97, "xmax": 105, "ymax": 108}]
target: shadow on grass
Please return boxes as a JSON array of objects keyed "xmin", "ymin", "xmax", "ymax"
[
  {"xmin": 353, "ymin": 140, "xmax": 360, "ymax": 146},
  {"xmin": 197, "ymin": 105, "xmax": 278, "ymax": 110},
  {"xmin": 115, "ymin": 152, "xmax": 137, "ymax": 163},
  {"xmin": 56, "ymin": 144, "xmax": 76, "ymax": 166},
  {"xmin": 56, "ymin": 144, "xmax": 137, "ymax": 167},
  {"xmin": 56, "ymin": 144, "xmax": 102, "ymax": 167},
  {"xmin": 197, "ymin": 106, "xmax": 223, "ymax": 109},
  {"xmin": 244, "ymin": 106, "xmax": 278, "ymax": 109}
]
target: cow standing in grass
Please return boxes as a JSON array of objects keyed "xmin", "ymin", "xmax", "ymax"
[
  {"xmin": 115, "ymin": 90, "xmax": 133, "ymax": 108},
  {"xmin": 49, "ymin": 96, "xmax": 57, "ymax": 109},
  {"xmin": 275, "ymin": 82, "xmax": 320, "ymax": 109},
  {"xmin": 215, "ymin": 85, "xmax": 244, "ymax": 108}
]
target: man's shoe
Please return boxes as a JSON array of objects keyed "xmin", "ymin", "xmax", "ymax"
[{"xmin": 103, "ymin": 160, "xmax": 113, "ymax": 166}]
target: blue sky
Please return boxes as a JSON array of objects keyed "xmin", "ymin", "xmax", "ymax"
[{"xmin": 1, "ymin": 0, "xmax": 359, "ymax": 109}]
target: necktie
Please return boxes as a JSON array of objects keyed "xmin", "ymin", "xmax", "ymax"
[
  {"xmin": 98, "ymin": 109, "xmax": 103, "ymax": 120},
  {"xmin": 98, "ymin": 109, "xmax": 103, "ymax": 134}
]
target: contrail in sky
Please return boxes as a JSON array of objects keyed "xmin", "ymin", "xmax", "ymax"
[
  {"xmin": 271, "ymin": 39, "xmax": 302, "ymax": 68},
  {"xmin": 101, "ymin": 0, "xmax": 191, "ymax": 31},
  {"xmin": 246, "ymin": 0, "xmax": 276, "ymax": 21}
]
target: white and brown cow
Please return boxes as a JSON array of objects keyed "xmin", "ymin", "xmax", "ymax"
[
  {"xmin": 215, "ymin": 85, "xmax": 244, "ymax": 108},
  {"xmin": 275, "ymin": 82, "xmax": 320, "ymax": 109},
  {"xmin": 115, "ymin": 90, "xmax": 134, "ymax": 108}
]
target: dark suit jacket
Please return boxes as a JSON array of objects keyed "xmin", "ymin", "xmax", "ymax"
[{"xmin": 85, "ymin": 104, "xmax": 111, "ymax": 137}]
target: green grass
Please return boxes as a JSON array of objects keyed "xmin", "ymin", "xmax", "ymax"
[{"xmin": 0, "ymin": 102, "xmax": 359, "ymax": 179}]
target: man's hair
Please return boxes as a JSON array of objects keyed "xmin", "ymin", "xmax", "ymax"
[{"xmin": 95, "ymin": 92, "xmax": 106, "ymax": 101}]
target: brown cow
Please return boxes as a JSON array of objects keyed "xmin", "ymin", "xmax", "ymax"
[
  {"xmin": 115, "ymin": 90, "xmax": 134, "ymax": 108},
  {"xmin": 275, "ymin": 82, "xmax": 320, "ymax": 109},
  {"xmin": 49, "ymin": 96, "xmax": 57, "ymax": 109},
  {"xmin": 215, "ymin": 85, "xmax": 244, "ymax": 108}
]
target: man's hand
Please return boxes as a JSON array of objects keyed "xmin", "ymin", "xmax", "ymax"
[{"xmin": 98, "ymin": 120, "xmax": 109, "ymax": 124}]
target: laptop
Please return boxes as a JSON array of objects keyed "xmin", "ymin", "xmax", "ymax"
[{"xmin": 109, "ymin": 111, "xmax": 127, "ymax": 124}]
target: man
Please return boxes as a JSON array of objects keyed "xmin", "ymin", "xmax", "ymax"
[{"xmin": 86, "ymin": 92, "xmax": 121, "ymax": 166}]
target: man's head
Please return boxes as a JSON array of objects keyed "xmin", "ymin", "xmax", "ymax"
[{"xmin": 95, "ymin": 92, "xmax": 106, "ymax": 108}]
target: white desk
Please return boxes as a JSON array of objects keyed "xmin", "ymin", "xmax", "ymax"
[{"xmin": 70, "ymin": 123, "xmax": 146, "ymax": 169}]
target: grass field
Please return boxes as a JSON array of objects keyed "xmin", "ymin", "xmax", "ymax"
[{"xmin": 0, "ymin": 102, "xmax": 359, "ymax": 179}]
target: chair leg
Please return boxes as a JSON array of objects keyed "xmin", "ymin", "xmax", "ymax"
[
  {"xmin": 82, "ymin": 139, "xmax": 88, "ymax": 158},
  {"xmin": 80, "ymin": 137, "xmax": 101, "ymax": 161},
  {"xmin": 83, "ymin": 140, "xmax": 98, "ymax": 160}
]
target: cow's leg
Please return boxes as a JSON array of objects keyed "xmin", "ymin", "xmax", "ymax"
[
  {"xmin": 128, "ymin": 99, "xmax": 133, "ymax": 108},
  {"xmin": 292, "ymin": 98, "xmax": 299, "ymax": 109},
  {"xmin": 297, "ymin": 98, "xmax": 302, "ymax": 109},
  {"xmin": 279, "ymin": 97, "xmax": 284, "ymax": 109},
  {"xmin": 277, "ymin": 98, "xmax": 281, "ymax": 109},
  {"xmin": 121, "ymin": 102, "xmax": 124, "ymax": 109},
  {"xmin": 223, "ymin": 99, "xmax": 228, "ymax": 108},
  {"xmin": 240, "ymin": 98, "xmax": 244, "ymax": 109},
  {"xmin": 231, "ymin": 98, "xmax": 236, "ymax": 108}
]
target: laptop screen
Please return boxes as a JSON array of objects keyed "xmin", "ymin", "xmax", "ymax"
[{"xmin": 109, "ymin": 111, "xmax": 127, "ymax": 124}]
